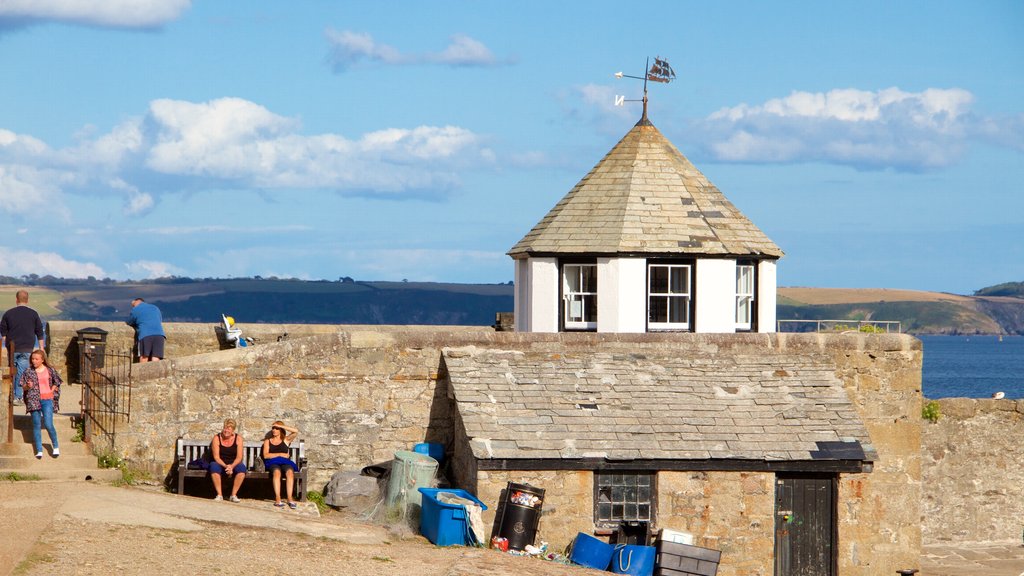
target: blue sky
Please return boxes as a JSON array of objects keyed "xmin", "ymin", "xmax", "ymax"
[{"xmin": 0, "ymin": 1, "xmax": 1021, "ymax": 295}]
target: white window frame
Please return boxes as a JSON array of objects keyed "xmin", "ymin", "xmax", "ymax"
[
  {"xmin": 648, "ymin": 263, "xmax": 691, "ymax": 330},
  {"xmin": 562, "ymin": 263, "xmax": 597, "ymax": 330},
  {"xmin": 736, "ymin": 263, "xmax": 755, "ymax": 330}
]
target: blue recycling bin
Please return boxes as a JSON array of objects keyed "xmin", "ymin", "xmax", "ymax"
[{"xmin": 418, "ymin": 488, "xmax": 487, "ymax": 546}]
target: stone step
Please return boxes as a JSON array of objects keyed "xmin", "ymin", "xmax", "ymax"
[
  {"xmin": 0, "ymin": 467, "xmax": 122, "ymax": 481},
  {"xmin": 2, "ymin": 383, "xmax": 119, "ymax": 481},
  {"xmin": 0, "ymin": 453, "xmax": 98, "ymax": 469},
  {"xmin": 6, "ymin": 414, "xmax": 85, "ymax": 448}
]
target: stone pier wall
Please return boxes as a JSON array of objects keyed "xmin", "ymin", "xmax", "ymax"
[{"xmin": 921, "ymin": 398, "xmax": 1024, "ymax": 544}]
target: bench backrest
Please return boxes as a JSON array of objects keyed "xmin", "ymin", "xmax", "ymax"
[{"xmin": 176, "ymin": 437, "xmax": 305, "ymax": 472}]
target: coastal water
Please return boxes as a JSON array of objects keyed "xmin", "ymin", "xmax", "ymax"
[{"xmin": 920, "ymin": 335, "xmax": 1024, "ymax": 399}]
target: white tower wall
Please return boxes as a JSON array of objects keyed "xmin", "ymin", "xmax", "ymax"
[
  {"xmin": 757, "ymin": 260, "xmax": 778, "ymax": 333},
  {"xmin": 514, "ymin": 257, "xmax": 559, "ymax": 333},
  {"xmin": 597, "ymin": 257, "xmax": 646, "ymax": 333},
  {"xmin": 694, "ymin": 258, "xmax": 737, "ymax": 333}
]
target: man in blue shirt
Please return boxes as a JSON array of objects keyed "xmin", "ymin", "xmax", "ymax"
[
  {"xmin": 126, "ymin": 298, "xmax": 166, "ymax": 362},
  {"xmin": 0, "ymin": 290, "xmax": 45, "ymax": 405}
]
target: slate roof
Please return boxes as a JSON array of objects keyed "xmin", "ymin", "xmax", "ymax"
[
  {"xmin": 508, "ymin": 118, "xmax": 784, "ymax": 259},
  {"xmin": 442, "ymin": 347, "xmax": 874, "ymax": 464}
]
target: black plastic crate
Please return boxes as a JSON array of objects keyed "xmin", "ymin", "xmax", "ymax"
[{"xmin": 654, "ymin": 540, "xmax": 721, "ymax": 576}]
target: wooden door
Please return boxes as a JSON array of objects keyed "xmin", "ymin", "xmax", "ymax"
[{"xmin": 775, "ymin": 474, "xmax": 837, "ymax": 576}]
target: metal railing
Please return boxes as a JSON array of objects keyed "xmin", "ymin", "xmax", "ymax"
[
  {"xmin": 81, "ymin": 350, "xmax": 133, "ymax": 452},
  {"xmin": 776, "ymin": 319, "xmax": 902, "ymax": 334}
]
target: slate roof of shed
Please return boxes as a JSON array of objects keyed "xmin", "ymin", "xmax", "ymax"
[
  {"xmin": 442, "ymin": 347, "xmax": 873, "ymax": 463},
  {"xmin": 508, "ymin": 118, "xmax": 784, "ymax": 259}
]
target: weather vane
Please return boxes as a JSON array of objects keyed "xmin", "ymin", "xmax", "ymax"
[{"xmin": 614, "ymin": 56, "xmax": 676, "ymax": 121}]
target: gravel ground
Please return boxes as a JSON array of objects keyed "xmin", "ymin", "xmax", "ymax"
[{"xmin": 6, "ymin": 483, "xmax": 589, "ymax": 576}]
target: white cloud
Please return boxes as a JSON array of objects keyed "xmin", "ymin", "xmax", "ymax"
[
  {"xmin": 0, "ymin": 247, "xmax": 105, "ymax": 278},
  {"xmin": 124, "ymin": 260, "xmax": 182, "ymax": 279},
  {"xmin": 0, "ymin": 97, "xmax": 495, "ymax": 219},
  {"xmin": 430, "ymin": 34, "xmax": 497, "ymax": 66},
  {"xmin": 0, "ymin": 0, "xmax": 190, "ymax": 29},
  {"xmin": 326, "ymin": 29, "xmax": 504, "ymax": 71},
  {"xmin": 694, "ymin": 87, "xmax": 1022, "ymax": 170}
]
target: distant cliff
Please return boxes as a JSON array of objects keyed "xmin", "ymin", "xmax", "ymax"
[{"xmin": 778, "ymin": 285, "xmax": 1024, "ymax": 335}]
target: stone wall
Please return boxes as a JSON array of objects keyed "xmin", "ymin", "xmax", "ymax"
[
  {"xmin": 921, "ymin": 398, "xmax": 1024, "ymax": 543},
  {"xmin": 44, "ymin": 320, "xmax": 425, "ymax": 381},
  {"xmin": 101, "ymin": 329, "xmax": 920, "ymax": 576},
  {"xmin": 658, "ymin": 471, "xmax": 775, "ymax": 576},
  {"xmin": 829, "ymin": 335, "xmax": 923, "ymax": 574}
]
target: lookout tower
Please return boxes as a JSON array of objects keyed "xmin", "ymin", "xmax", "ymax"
[{"xmin": 508, "ymin": 114, "xmax": 783, "ymax": 333}]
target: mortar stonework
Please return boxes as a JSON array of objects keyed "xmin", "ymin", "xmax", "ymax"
[
  {"xmin": 49, "ymin": 324, "xmax": 922, "ymax": 575},
  {"xmin": 921, "ymin": 398, "xmax": 1024, "ymax": 544}
]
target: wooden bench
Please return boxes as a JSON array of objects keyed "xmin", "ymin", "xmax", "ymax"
[{"xmin": 176, "ymin": 437, "xmax": 308, "ymax": 501}]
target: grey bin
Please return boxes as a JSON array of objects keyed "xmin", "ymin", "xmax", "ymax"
[{"xmin": 74, "ymin": 327, "xmax": 109, "ymax": 384}]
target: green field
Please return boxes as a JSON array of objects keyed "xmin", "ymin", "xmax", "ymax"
[{"xmin": 0, "ymin": 286, "xmax": 62, "ymax": 317}]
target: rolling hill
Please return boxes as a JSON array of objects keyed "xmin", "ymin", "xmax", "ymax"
[{"xmin": 2, "ymin": 279, "xmax": 1022, "ymax": 334}]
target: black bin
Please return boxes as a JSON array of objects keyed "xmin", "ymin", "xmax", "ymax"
[
  {"xmin": 497, "ymin": 482, "xmax": 545, "ymax": 551},
  {"xmin": 75, "ymin": 327, "xmax": 108, "ymax": 383}
]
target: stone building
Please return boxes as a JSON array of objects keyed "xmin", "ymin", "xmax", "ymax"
[{"xmin": 508, "ymin": 112, "xmax": 783, "ymax": 334}]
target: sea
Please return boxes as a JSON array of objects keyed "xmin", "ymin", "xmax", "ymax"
[{"xmin": 919, "ymin": 335, "xmax": 1024, "ymax": 399}]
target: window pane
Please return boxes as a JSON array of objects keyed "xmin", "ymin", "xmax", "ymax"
[
  {"xmin": 568, "ymin": 297, "xmax": 584, "ymax": 322},
  {"xmin": 612, "ymin": 486, "xmax": 624, "ymax": 501},
  {"xmin": 598, "ymin": 503, "xmax": 612, "ymax": 520},
  {"xmin": 669, "ymin": 267, "xmax": 689, "ymax": 294},
  {"xmin": 625, "ymin": 503, "xmax": 638, "ymax": 520},
  {"xmin": 581, "ymin": 265, "xmax": 597, "ymax": 292},
  {"xmin": 583, "ymin": 294, "xmax": 597, "ymax": 322},
  {"xmin": 668, "ymin": 296, "xmax": 689, "ymax": 323},
  {"xmin": 624, "ymin": 486, "xmax": 636, "ymax": 501},
  {"xmin": 649, "ymin": 266, "xmax": 668, "ymax": 293},
  {"xmin": 598, "ymin": 487, "xmax": 612, "ymax": 502},
  {"xmin": 737, "ymin": 296, "xmax": 751, "ymax": 323},
  {"xmin": 649, "ymin": 297, "xmax": 667, "ymax": 322},
  {"xmin": 638, "ymin": 504, "xmax": 650, "ymax": 520},
  {"xmin": 612, "ymin": 504, "xmax": 624, "ymax": 518},
  {"xmin": 737, "ymin": 265, "xmax": 753, "ymax": 293},
  {"xmin": 566, "ymin": 266, "xmax": 581, "ymax": 292}
]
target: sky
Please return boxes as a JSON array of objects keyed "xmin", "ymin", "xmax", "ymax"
[{"xmin": 0, "ymin": 1, "xmax": 1021, "ymax": 295}]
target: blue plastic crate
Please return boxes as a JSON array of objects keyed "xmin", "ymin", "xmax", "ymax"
[{"xmin": 418, "ymin": 488, "xmax": 488, "ymax": 546}]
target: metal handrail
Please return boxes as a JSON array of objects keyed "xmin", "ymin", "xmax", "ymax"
[{"xmin": 776, "ymin": 319, "xmax": 902, "ymax": 333}]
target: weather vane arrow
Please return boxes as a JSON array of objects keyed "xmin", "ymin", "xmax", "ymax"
[{"xmin": 614, "ymin": 56, "xmax": 676, "ymax": 121}]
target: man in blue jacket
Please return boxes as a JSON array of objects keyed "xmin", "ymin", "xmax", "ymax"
[
  {"xmin": 127, "ymin": 298, "xmax": 166, "ymax": 362},
  {"xmin": 1, "ymin": 290, "xmax": 45, "ymax": 405}
]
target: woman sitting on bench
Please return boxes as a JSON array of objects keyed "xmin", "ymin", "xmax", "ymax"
[
  {"xmin": 210, "ymin": 418, "xmax": 246, "ymax": 502},
  {"xmin": 262, "ymin": 420, "xmax": 299, "ymax": 509}
]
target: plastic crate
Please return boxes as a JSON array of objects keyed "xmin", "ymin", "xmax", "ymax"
[
  {"xmin": 417, "ymin": 488, "xmax": 487, "ymax": 546},
  {"xmin": 654, "ymin": 540, "xmax": 721, "ymax": 576}
]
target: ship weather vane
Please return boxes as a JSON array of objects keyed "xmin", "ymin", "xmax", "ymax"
[{"xmin": 614, "ymin": 56, "xmax": 676, "ymax": 121}]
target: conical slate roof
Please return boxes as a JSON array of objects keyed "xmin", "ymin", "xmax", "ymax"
[{"xmin": 508, "ymin": 119, "xmax": 784, "ymax": 258}]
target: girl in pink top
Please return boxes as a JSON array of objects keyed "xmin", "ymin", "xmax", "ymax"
[{"xmin": 20, "ymin": 349, "xmax": 62, "ymax": 459}]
